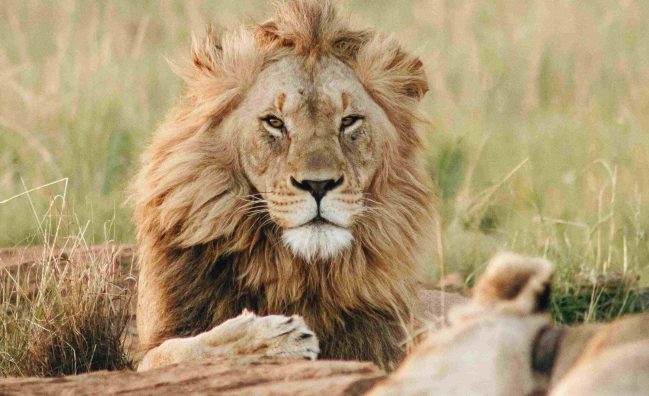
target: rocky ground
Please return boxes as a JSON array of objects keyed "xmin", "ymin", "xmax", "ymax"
[{"xmin": 0, "ymin": 356, "xmax": 384, "ymax": 395}]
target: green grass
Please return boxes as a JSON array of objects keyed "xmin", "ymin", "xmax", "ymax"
[{"xmin": 1, "ymin": 0, "xmax": 648, "ymax": 333}]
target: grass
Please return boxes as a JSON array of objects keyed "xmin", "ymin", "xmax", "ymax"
[
  {"xmin": 0, "ymin": 249, "xmax": 134, "ymax": 377},
  {"xmin": 0, "ymin": 0, "xmax": 648, "ymax": 376},
  {"xmin": 0, "ymin": 185, "xmax": 134, "ymax": 376}
]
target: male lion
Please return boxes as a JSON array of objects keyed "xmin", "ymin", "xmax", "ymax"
[
  {"xmin": 133, "ymin": 0, "xmax": 440, "ymax": 371},
  {"xmin": 370, "ymin": 253, "xmax": 649, "ymax": 395}
]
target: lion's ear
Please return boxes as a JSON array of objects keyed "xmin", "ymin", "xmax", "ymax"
[
  {"xmin": 191, "ymin": 26, "xmax": 222, "ymax": 73},
  {"xmin": 472, "ymin": 253, "xmax": 554, "ymax": 315},
  {"xmin": 354, "ymin": 34, "xmax": 429, "ymax": 103},
  {"xmin": 405, "ymin": 57, "xmax": 428, "ymax": 100},
  {"xmin": 175, "ymin": 26, "xmax": 263, "ymax": 124},
  {"xmin": 183, "ymin": 25, "xmax": 263, "ymax": 89}
]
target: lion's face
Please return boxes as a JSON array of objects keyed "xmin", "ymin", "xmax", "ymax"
[{"xmin": 232, "ymin": 56, "xmax": 394, "ymax": 261}]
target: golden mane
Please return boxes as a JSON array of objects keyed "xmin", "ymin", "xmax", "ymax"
[{"xmin": 132, "ymin": 0, "xmax": 435, "ymax": 368}]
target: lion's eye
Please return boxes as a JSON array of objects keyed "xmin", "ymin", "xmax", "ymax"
[
  {"xmin": 340, "ymin": 115, "xmax": 363, "ymax": 132},
  {"xmin": 264, "ymin": 116, "xmax": 285, "ymax": 130}
]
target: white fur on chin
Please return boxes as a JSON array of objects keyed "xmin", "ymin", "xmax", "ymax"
[{"xmin": 282, "ymin": 223, "xmax": 353, "ymax": 261}]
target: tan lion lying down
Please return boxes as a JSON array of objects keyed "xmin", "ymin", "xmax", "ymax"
[{"xmin": 371, "ymin": 253, "xmax": 649, "ymax": 396}]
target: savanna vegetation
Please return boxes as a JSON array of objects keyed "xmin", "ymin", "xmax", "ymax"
[{"xmin": 1, "ymin": 0, "xmax": 648, "ymax": 376}]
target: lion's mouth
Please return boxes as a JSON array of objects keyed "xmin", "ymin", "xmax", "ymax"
[
  {"xmin": 289, "ymin": 214, "xmax": 342, "ymax": 229},
  {"xmin": 308, "ymin": 216, "xmax": 329, "ymax": 226},
  {"xmin": 282, "ymin": 217, "xmax": 353, "ymax": 261}
]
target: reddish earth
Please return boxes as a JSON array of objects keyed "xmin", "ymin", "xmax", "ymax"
[{"xmin": 0, "ymin": 357, "xmax": 384, "ymax": 395}]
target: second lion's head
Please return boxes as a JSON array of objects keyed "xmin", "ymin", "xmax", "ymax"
[{"xmin": 134, "ymin": 0, "xmax": 434, "ymax": 266}]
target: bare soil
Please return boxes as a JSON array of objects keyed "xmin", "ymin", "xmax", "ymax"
[{"xmin": 0, "ymin": 356, "xmax": 385, "ymax": 395}]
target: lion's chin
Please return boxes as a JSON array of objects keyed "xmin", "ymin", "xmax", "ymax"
[{"xmin": 282, "ymin": 223, "xmax": 353, "ymax": 262}]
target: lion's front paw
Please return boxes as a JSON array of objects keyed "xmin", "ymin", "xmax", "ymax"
[
  {"xmin": 138, "ymin": 310, "xmax": 319, "ymax": 372},
  {"xmin": 200, "ymin": 310, "xmax": 320, "ymax": 360}
]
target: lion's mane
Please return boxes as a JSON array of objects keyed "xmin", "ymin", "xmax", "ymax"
[{"xmin": 132, "ymin": 0, "xmax": 435, "ymax": 368}]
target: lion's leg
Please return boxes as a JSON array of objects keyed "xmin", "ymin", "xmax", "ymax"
[
  {"xmin": 135, "ymin": 262, "xmax": 167, "ymax": 348},
  {"xmin": 137, "ymin": 310, "xmax": 319, "ymax": 372}
]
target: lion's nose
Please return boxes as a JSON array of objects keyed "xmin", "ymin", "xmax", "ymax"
[{"xmin": 291, "ymin": 176, "xmax": 344, "ymax": 203}]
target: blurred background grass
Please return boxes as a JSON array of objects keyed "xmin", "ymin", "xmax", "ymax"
[{"xmin": 1, "ymin": 1, "xmax": 648, "ymax": 316}]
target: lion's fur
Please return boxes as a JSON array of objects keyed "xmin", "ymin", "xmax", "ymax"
[
  {"xmin": 370, "ymin": 253, "xmax": 649, "ymax": 395},
  {"xmin": 132, "ymin": 0, "xmax": 435, "ymax": 368}
]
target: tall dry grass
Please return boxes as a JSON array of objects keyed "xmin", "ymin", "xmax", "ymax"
[
  {"xmin": 0, "ymin": 179, "xmax": 134, "ymax": 376},
  {"xmin": 0, "ymin": 245, "xmax": 134, "ymax": 376}
]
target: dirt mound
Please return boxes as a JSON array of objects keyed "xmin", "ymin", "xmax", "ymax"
[{"xmin": 0, "ymin": 356, "xmax": 384, "ymax": 395}]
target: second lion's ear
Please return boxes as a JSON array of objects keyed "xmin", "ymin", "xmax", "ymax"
[{"xmin": 472, "ymin": 253, "xmax": 554, "ymax": 315}]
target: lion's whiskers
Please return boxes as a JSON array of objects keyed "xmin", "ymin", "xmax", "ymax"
[{"xmin": 219, "ymin": 196, "xmax": 269, "ymax": 227}]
